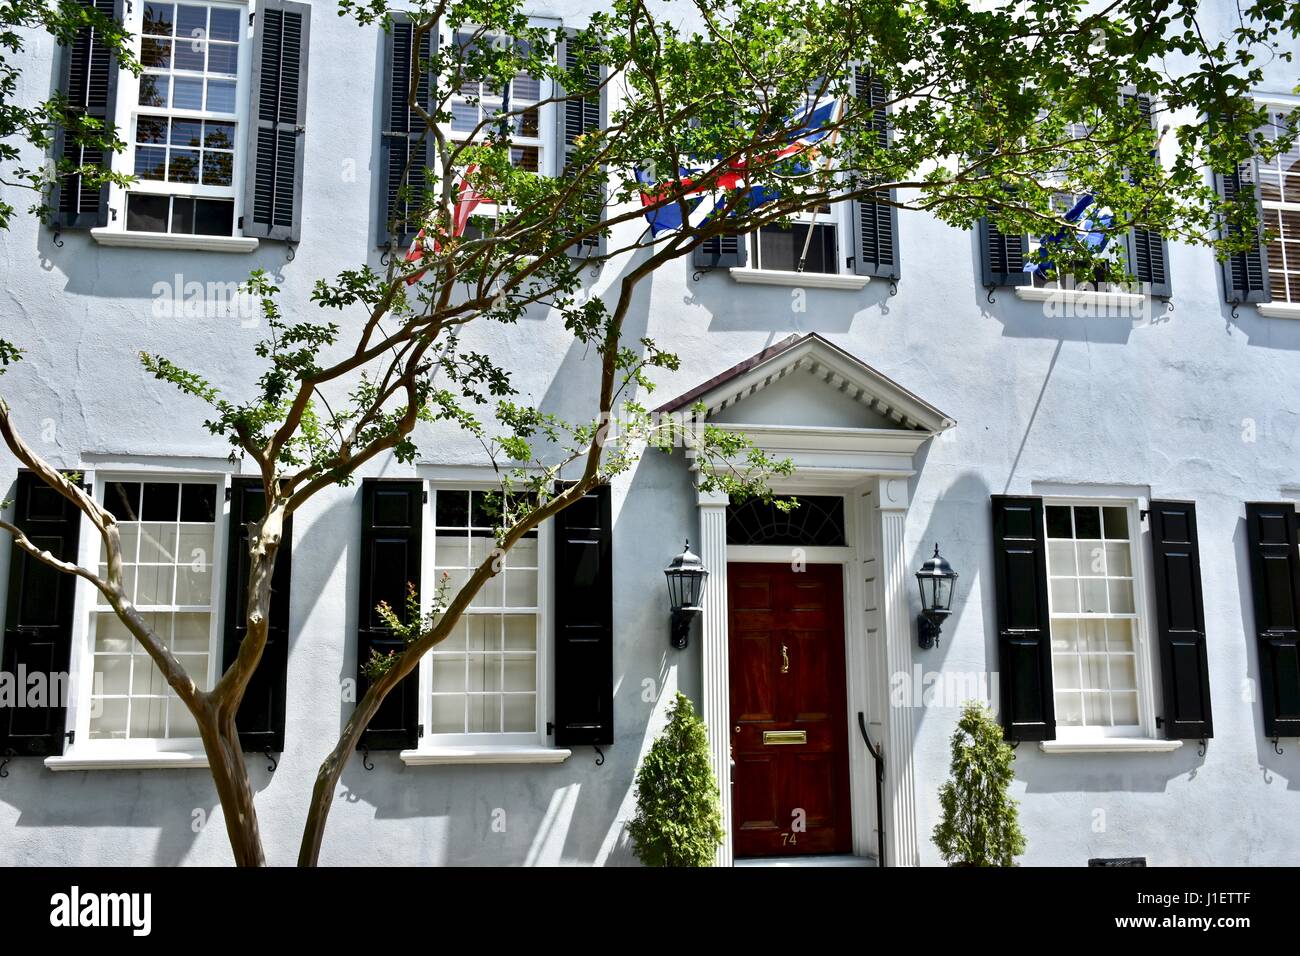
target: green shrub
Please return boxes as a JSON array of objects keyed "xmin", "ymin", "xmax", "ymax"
[
  {"xmin": 932, "ymin": 701, "xmax": 1027, "ymax": 866},
  {"xmin": 627, "ymin": 692, "xmax": 724, "ymax": 866}
]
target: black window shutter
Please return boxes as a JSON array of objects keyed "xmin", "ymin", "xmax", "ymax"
[
  {"xmin": 553, "ymin": 483, "xmax": 613, "ymax": 746},
  {"xmin": 991, "ymin": 496, "xmax": 1055, "ymax": 741},
  {"xmin": 555, "ymin": 29, "xmax": 608, "ymax": 258},
  {"xmin": 1244, "ymin": 503, "xmax": 1300, "ymax": 738},
  {"xmin": 1, "ymin": 472, "xmax": 81, "ymax": 756},
  {"xmin": 978, "ymin": 216, "xmax": 1030, "ymax": 288},
  {"xmin": 1148, "ymin": 501, "xmax": 1213, "ymax": 739},
  {"xmin": 692, "ymin": 231, "xmax": 746, "ymax": 269},
  {"xmin": 849, "ymin": 66, "xmax": 900, "ymax": 279},
  {"xmin": 1123, "ymin": 92, "xmax": 1173, "ymax": 297},
  {"xmin": 50, "ymin": 0, "xmax": 123, "ymax": 230},
  {"xmin": 1215, "ymin": 160, "xmax": 1272, "ymax": 305},
  {"xmin": 356, "ymin": 479, "xmax": 422, "ymax": 751},
  {"xmin": 243, "ymin": 0, "xmax": 310, "ymax": 242},
  {"xmin": 221, "ymin": 478, "xmax": 291, "ymax": 753},
  {"xmin": 376, "ymin": 15, "xmax": 434, "ymax": 249}
]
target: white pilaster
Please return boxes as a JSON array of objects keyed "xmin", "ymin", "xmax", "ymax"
[
  {"xmin": 697, "ymin": 488, "xmax": 733, "ymax": 867},
  {"xmin": 876, "ymin": 476, "xmax": 920, "ymax": 867}
]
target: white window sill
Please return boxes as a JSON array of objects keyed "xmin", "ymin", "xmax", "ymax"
[
  {"xmin": 399, "ymin": 745, "xmax": 573, "ymax": 767},
  {"xmin": 1014, "ymin": 286, "xmax": 1147, "ymax": 310},
  {"xmin": 1038, "ymin": 738, "xmax": 1184, "ymax": 755},
  {"xmin": 729, "ymin": 267, "xmax": 870, "ymax": 291},
  {"xmin": 91, "ymin": 228, "xmax": 260, "ymax": 253},
  {"xmin": 45, "ymin": 751, "xmax": 210, "ymax": 771},
  {"xmin": 1257, "ymin": 302, "xmax": 1300, "ymax": 320}
]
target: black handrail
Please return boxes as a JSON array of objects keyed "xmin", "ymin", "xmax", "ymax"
[{"xmin": 856, "ymin": 712, "xmax": 886, "ymax": 868}]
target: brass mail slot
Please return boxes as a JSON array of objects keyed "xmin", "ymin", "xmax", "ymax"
[{"xmin": 763, "ymin": 730, "xmax": 807, "ymax": 746}]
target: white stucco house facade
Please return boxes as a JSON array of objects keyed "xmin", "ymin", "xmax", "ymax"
[{"xmin": 1, "ymin": 0, "xmax": 1299, "ymax": 867}]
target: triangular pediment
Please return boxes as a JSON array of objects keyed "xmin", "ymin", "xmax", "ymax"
[{"xmin": 655, "ymin": 333, "xmax": 954, "ymax": 434}]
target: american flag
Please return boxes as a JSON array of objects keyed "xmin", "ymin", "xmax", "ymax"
[{"xmin": 404, "ymin": 163, "xmax": 488, "ymax": 285}]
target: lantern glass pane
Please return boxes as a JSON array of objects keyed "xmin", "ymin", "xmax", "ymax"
[
  {"xmin": 667, "ymin": 571, "xmax": 686, "ymax": 609},
  {"xmin": 935, "ymin": 576, "xmax": 951, "ymax": 610},
  {"xmin": 687, "ymin": 571, "xmax": 705, "ymax": 607}
]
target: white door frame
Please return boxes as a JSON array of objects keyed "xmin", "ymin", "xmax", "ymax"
[{"xmin": 695, "ymin": 471, "xmax": 921, "ymax": 866}]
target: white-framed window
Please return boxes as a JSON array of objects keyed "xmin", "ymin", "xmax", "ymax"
[
  {"xmin": 418, "ymin": 487, "xmax": 549, "ymax": 747},
  {"xmin": 1256, "ymin": 101, "xmax": 1300, "ymax": 305},
  {"xmin": 446, "ymin": 29, "xmax": 555, "ymax": 179},
  {"xmin": 109, "ymin": 0, "xmax": 252, "ymax": 237},
  {"xmin": 70, "ymin": 473, "xmax": 227, "ymax": 754},
  {"xmin": 751, "ymin": 203, "xmax": 843, "ymax": 274},
  {"xmin": 1043, "ymin": 498, "xmax": 1153, "ymax": 739}
]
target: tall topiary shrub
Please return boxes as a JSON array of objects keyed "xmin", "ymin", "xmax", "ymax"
[
  {"xmin": 627, "ymin": 692, "xmax": 724, "ymax": 866},
  {"xmin": 932, "ymin": 701, "xmax": 1027, "ymax": 866}
]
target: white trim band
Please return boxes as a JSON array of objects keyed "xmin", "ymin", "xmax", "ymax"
[
  {"xmin": 399, "ymin": 746, "xmax": 572, "ymax": 766},
  {"xmin": 1257, "ymin": 302, "xmax": 1300, "ymax": 320},
  {"xmin": 91, "ymin": 228, "xmax": 260, "ymax": 253},
  {"xmin": 1038, "ymin": 739, "xmax": 1185, "ymax": 755},
  {"xmin": 729, "ymin": 268, "xmax": 871, "ymax": 290},
  {"xmin": 1014, "ymin": 287, "xmax": 1148, "ymax": 310},
  {"xmin": 45, "ymin": 752, "xmax": 210, "ymax": 771}
]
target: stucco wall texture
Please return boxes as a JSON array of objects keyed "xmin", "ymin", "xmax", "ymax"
[{"xmin": 2, "ymin": 1, "xmax": 1299, "ymax": 865}]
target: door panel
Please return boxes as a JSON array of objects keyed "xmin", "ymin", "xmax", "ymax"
[{"xmin": 728, "ymin": 562, "xmax": 852, "ymax": 858}]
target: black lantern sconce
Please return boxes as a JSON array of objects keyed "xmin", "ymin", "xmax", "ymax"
[
  {"xmin": 665, "ymin": 540, "xmax": 709, "ymax": 650},
  {"xmin": 916, "ymin": 543, "xmax": 958, "ymax": 649}
]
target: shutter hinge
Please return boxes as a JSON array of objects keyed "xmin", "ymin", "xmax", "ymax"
[
  {"xmin": 225, "ymin": 485, "xmax": 233, "ymax": 502},
  {"xmin": 417, "ymin": 723, "xmax": 424, "ymax": 738},
  {"xmin": 238, "ymin": 216, "xmax": 244, "ymax": 229},
  {"xmin": 546, "ymin": 721, "xmax": 554, "ymax": 737},
  {"xmin": 1139, "ymin": 508, "xmax": 1150, "ymax": 522},
  {"xmin": 248, "ymin": 10, "xmax": 255, "ymax": 23},
  {"xmin": 65, "ymin": 730, "xmax": 75, "ymax": 745},
  {"xmin": 422, "ymin": 489, "xmax": 428, "ymax": 504},
  {"xmin": 1155, "ymin": 716, "xmax": 1163, "ymax": 729}
]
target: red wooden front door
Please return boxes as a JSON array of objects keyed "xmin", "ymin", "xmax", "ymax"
[{"xmin": 728, "ymin": 562, "xmax": 852, "ymax": 858}]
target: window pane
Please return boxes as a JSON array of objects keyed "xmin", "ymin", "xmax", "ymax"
[
  {"xmin": 174, "ymin": 39, "xmax": 205, "ymax": 72},
  {"xmin": 1075, "ymin": 541, "xmax": 1104, "ymax": 576},
  {"xmin": 170, "ymin": 196, "xmax": 196, "ymax": 234},
  {"xmin": 1048, "ymin": 540, "xmax": 1075, "ymax": 576},
  {"xmin": 126, "ymin": 192, "xmax": 169, "ymax": 232},
  {"xmin": 143, "ymin": 3, "xmax": 175, "ymax": 35},
  {"xmin": 141, "ymin": 39, "xmax": 172, "ymax": 68},
  {"xmin": 135, "ymin": 146, "xmax": 168, "ymax": 180},
  {"xmin": 208, "ymin": 7, "xmax": 239, "ymax": 41},
  {"xmin": 172, "ymin": 77, "xmax": 203, "ymax": 109},
  {"xmin": 1073, "ymin": 506, "xmax": 1102, "ymax": 539},
  {"xmin": 180, "ymin": 483, "xmax": 217, "ymax": 522},
  {"xmin": 435, "ymin": 490, "xmax": 470, "ymax": 528},
  {"xmin": 503, "ymin": 695, "xmax": 535, "ymax": 732},
  {"xmin": 467, "ymin": 695, "xmax": 501, "ymax": 733},
  {"xmin": 193, "ymin": 199, "xmax": 234, "ymax": 236},
  {"xmin": 137, "ymin": 116, "xmax": 168, "ymax": 144},
  {"xmin": 168, "ymin": 149, "xmax": 200, "ymax": 183},
  {"xmin": 203, "ymin": 120, "xmax": 235, "ymax": 149},
  {"xmin": 142, "ymin": 482, "xmax": 180, "ymax": 521},
  {"xmin": 430, "ymin": 695, "xmax": 465, "ymax": 734},
  {"xmin": 176, "ymin": 4, "xmax": 207, "ymax": 38},
  {"xmin": 207, "ymin": 41, "xmax": 239, "ymax": 75},
  {"xmin": 1103, "ymin": 506, "xmax": 1128, "ymax": 539},
  {"xmin": 1045, "ymin": 505, "xmax": 1072, "ymax": 538},
  {"xmin": 170, "ymin": 119, "xmax": 202, "ymax": 146},
  {"xmin": 139, "ymin": 75, "xmax": 169, "ymax": 107},
  {"xmin": 201, "ymin": 150, "xmax": 233, "ymax": 186},
  {"xmin": 206, "ymin": 79, "xmax": 236, "ymax": 112}
]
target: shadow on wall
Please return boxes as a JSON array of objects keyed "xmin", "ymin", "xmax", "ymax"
[
  {"xmin": 690, "ymin": 269, "xmax": 894, "ymax": 335},
  {"xmin": 1232, "ymin": 517, "xmax": 1300, "ymax": 789}
]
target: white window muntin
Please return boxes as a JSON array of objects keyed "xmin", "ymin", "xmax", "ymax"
[
  {"xmin": 1042, "ymin": 497, "xmax": 1156, "ymax": 740},
  {"xmin": 66, "ymin": 470, "xmax": 229, "ymax": 755},
  {"xmin": 418, "ymin": 485, "xmax": 550, "ymax": 748},
  {"xmin": 108, "ymin": 0, "xmax": 252, "ymax": 230}
]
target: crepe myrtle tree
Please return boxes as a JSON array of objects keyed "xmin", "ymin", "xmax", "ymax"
[{"xmin": 0, "ymin": 0, "xmax": 1297, "ymax": 867}]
